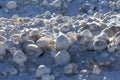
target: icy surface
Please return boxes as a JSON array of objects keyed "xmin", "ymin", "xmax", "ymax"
[{"xmin": 0, "ymin": 0, "xmax": 120, "ymax": 80}]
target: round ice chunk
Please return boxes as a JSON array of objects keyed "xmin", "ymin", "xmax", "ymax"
[
  {"xmin": 80, "ymin": 29, "xmax": 93, "ymax": 37},
  {"xmin": 6, "ymin": 1, "xmax": 17, "ymax": 10},
  {"xmin": 56, "ymin": 34, "xmax": 69, "ymax": 50},
  {"xmin": 36, "ymin": 65, "xmax": 51, "ymax": 78},
  {"xmin": 13, "ymin": 50, "xmax": 27, "ymax": 64},
  {"xmin": 54, "ymin": 50, "xmax": 70, "ymax": 66}
]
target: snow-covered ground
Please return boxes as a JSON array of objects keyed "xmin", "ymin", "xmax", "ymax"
[{"xmin": 0, "ymin": 0, "xmax": 120, "ymax": 80}]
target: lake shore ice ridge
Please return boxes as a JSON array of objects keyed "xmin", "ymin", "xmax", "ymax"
[{"xmin": 0, "ymin": 0, "xmax": 120, "ymax": 80}]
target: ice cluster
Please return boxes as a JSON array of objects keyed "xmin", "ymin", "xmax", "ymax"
[{"xmin": 0, "ymin": 0, "xmax": 120, "ymax": 80}]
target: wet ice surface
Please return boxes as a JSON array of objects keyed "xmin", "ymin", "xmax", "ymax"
[{"xmin": 0, "ymin": 0, "xmax": 120, "ymax": 80}]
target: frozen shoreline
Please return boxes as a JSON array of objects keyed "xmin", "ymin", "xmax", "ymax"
[{"xmin": 0, "ymin": 0, "xmax": 120, "ymax": 80}]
